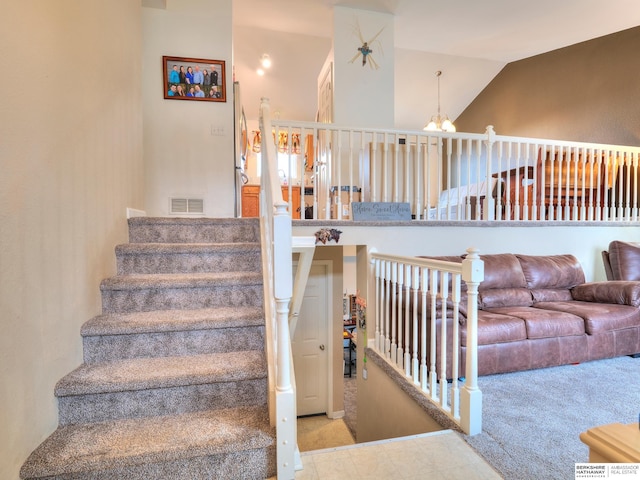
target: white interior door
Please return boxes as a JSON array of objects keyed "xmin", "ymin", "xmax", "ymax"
[{"xmin": 292, "ymin": 262, "xmax": 329, "ymax": 416}]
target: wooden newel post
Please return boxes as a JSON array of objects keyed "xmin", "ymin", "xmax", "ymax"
[{"xmin": 460, "ymin": 247, "xmax": 484, "ymax": 435}]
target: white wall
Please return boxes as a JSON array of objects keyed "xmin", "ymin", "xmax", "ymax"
[
  {"xmin": 0, "ymin": 2, "xmax": 144, "ymax": 478},
  {"xmin": 343, "ymin": 245, "xmax": 358, "ymax": 295},
  {"xmin": 332, "ymin": 6, "xmax": 395, "ymax": 128},
  {"xmin": 394, "ymin": 49, "xmax": 504, "ymax": 132},
  {"xmin": 231, "ymin": 8, "xmax": 505, "ymax": 130},
  {"xmin": 234, "ymin": 26, "xmax": 331, "ymax": 126},
  {"xmin": 356, "ymin": 357, "xmax": 445, "ymax": 443},
  {"xmin": 142, "ymin": 0, "xmax": 234, "ymax": 217},
  {"xmin": 294, "ymin": 224, "xmax": 640, "ymax": 282}
]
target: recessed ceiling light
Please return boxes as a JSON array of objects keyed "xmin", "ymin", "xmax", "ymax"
[
  {"xmin": 260, "ymin": 54, "xmax": 271, "ymax": 69},
  {"xmin": 257, "ymin": 68, "xmax": 265, "ymax": 76}
]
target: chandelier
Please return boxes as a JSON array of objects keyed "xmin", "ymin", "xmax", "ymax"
[{"xmin": 423, "ymin": 70, "xmax": 456, "ymax": 132}]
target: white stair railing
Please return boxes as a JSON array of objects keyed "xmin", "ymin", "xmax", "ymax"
[
  {"xmin": 259, "ymin": 98, "xmax": 296, "ymax": 479},
  {"xmin": 370, "ymin": 248, "xmax": 484, "ymax": 435},
  {"xmin": 269, "ymin": 120, "xmax": 640, "ymax": 223}
]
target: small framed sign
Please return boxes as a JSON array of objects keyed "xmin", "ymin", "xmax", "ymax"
[
  {"xmin": 163, "ymin": 56, "xmax": 226, "ymax": 102},
  {"xmin": 352, "ymin": 202, "xmax": 412, "ymax": 221}
]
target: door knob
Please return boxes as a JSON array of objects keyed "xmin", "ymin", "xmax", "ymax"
[{"xmin": 319, "ymin": 344, "xmax": 325, "ymax": 351}]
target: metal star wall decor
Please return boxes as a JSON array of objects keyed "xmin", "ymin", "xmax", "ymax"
[{"xmin": 349, "ymin": 20, "xmax": 385, "ymax": 69}]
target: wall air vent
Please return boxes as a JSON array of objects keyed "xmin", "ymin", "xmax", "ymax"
[{"xmin": 169, "ymin": 197, "xmax": 204, "ymax": 215}]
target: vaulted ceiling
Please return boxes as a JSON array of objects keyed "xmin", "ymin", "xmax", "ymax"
[{"xmin": 233, "ymin": 0, "xmax": 640, "ymax": 128}]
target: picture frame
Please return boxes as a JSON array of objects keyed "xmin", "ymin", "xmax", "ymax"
[{"xmin": 162, "ymin": 56, "xmax": 226, "ymax": 102}]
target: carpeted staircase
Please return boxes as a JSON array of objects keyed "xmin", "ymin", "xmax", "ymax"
[{"xmin": 20, "ymin": 217, "xmax": 276, "ymax": 480}]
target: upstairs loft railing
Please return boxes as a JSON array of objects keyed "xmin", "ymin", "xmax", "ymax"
[
  {"xmin": 370, "ymin": 249, "xmax": 484, "ymax": 435},
  {"xmin": 265, "ymin": 121, "xmax": 640, "ymax": 222},
  {"xmin": 258, "ymin": 98, "xmax": 296, "ymax": 480}
]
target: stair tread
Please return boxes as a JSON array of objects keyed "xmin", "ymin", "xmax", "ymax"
[
  {"xmin": 129, "ymin": 216, "xmax": 259, "ymax": 226},
  {"xmin": 20, "ymin": 406, "xmax": 274, "ymax": 479},
  {"xmin": 101, "ymin": 271, "xmax": 263, "ymax": 290},
  {"xmin": 116, "ymin": 242, "xmax": 260, "ymax": 254},
  {"xmin": 56, "ymin": 351, "xmax": 266, "ymax": 396},
  {"xmin": 81, "ymin": 307, "xmax": 265, "ymax": 336}
]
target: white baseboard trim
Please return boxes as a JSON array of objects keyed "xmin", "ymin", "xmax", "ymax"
[{"xmin": 126, "ymin": 208, "xmax": 147, "ymax": 219}]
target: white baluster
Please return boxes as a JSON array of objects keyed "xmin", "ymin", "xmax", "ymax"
[
  {"xmin": 411, "ymin": 266, "xmax": 419, "ymax": 384},
  {"xmin": 450, "ymin": 274, "xmax": 461, "ymax": 419},
  {"xmin": 439, "ymin": 271, "xmax": 449, "ymax": 410},
  {"xmin": 390, "ymin": 261, "xmax": 398, "ymax": 363},
  {"xmin": 375, "ymin": 258, "xmax": 381, "ymax": 352},
  {"xmin": 404, "ymin": 264, "xmax": 411, "ymax": 376},
  {"xmin": 396, "ymin": 263, "xmax": 404, "ymax": 368},
  {"xmin": 384, "ymin": 260, "xmax": 391, "ymax": 358},
  {"xmin": 428, "ymin": 269, "xmax": 438, "ymax": 397}
]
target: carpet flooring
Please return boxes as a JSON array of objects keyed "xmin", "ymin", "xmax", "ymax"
[
  {"xmin": 297, "ymin": 415, "xmax": 355, "ymax": 452},
  {"xmin": 344, "ymin": 376, "xmax": 357, "ymax": 440},
  {"xmin": 464, "ymin": 355, "xmax": 640, "ymax": 480}
]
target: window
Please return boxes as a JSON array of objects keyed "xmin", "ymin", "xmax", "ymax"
[{"xmin": 256, "ymin": 152, "xmax": 299, "ymax": 182}]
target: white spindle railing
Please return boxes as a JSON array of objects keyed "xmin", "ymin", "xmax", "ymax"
[
  {"xmin": 370, "ymin": 248, "xmax": 484, "ymax": 435},
  {"xmin": 268, "ymin": 120, "xmax": 640, "ymax": 223},
  {"xmin": 259, "ymin": 98, "xmax": 296, "ymax": 479}
]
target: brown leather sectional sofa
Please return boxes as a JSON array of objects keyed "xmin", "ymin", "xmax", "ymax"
[
  {"xmin": 432, "ymin": 253, "xmax": 640, "ymax": 376},
  {"xmin": 602, "ymin": 240, "xmax": 640, "ymax": 281}
]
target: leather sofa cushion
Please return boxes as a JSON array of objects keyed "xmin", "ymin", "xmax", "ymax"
[
  {"xmin": 477, "ymin": 254, "xmax": 532, "ymax": 308},
  {"xmin": 488, "ymin": 305, "xmax": 584, "ymax": 339},
  {"xmin": 533, "ymin": 300, "xmax": 640, "ymax": 334},
  {"xmin": 531, "ymin": 288, "xmax": 573, "ymax": 302},
  {"xmin": 479, "ymin": 288, "xmax": 532, "ymax": 309},
  {"xmin": 516, "ymin": 254, "xmax": 585, "ymax": 290},
  {"xmin": 480, "ymin": 254, "xmax": 527, "ymax": 290},
  {"xmin": 608, "ymin": 241, "xmax": 640, "ymax": 281},
  {"xmin": 571, "ymin": 281, "xmax": 640, "ymax": 307},
  {"xmin": 460, "ymin": 310, "xmax": 527, "ymax": 346}
]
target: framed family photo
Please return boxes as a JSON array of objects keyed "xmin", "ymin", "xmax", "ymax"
[{"xmin": 163, "ymin": 56, "xmax": 226, "ymax": 102}]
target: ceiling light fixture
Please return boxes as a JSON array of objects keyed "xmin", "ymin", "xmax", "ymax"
[
  {"xmin": 424, "ymin": 70, "xmax": 456, "ymax": 133},
  {"xmin": 260, "ymin": 54, "xmax": 272, "ymax": 69}
]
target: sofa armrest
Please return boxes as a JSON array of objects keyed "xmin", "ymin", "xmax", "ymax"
[
  {"xmin": 571, "ymin": 281, "xmax": 640, "ymax": 307},
  {"xmin": 602, "ymin": 250, "xmax": 614, "ymax": 281}
]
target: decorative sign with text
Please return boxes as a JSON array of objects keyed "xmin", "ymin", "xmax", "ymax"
[{"xmin": 352, "ymin": 202, "xmax": 412, "ymax": 221}]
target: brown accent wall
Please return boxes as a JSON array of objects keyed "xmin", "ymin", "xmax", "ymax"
[{"xmin": 455, "ymin": 26, "xmax": 640, "ymax": 146}]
